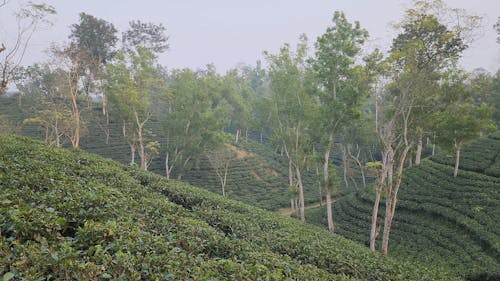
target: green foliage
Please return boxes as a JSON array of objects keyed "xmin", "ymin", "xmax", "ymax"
[
  {"xmin": 185, "ymin": 138, "xmax": 320, "ymax": 210},
  {"xmin": 122, "ymin": 20, "xmax": 169, "ymax": 54},
  {"xmin": 306, "ymin": 133, "xmax": 500, "ymax": 279},
  {"xmin": 69, "ymin": 12, "xmax": 118, "ymax": 65},
  {"xmin": 163, "ymin": 68, "xmax": 229, "ymax": 178},
  {"xmin": 0, "ymin": 136, "xmax": 461, "ymax": 280}
]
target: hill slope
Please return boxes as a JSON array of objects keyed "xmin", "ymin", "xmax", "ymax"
[
  {"xmin": 306, "ymin": 132, "xmax": 500, "ymax": 280},
  {"xmin": 1, "ymin": 95, "xmax": 324, "ymax": 211},
  {"xmin": 0, "ymin": 135, "xmax": 460, "ymax": 280}
]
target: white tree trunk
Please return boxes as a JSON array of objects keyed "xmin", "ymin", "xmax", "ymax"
[
  {"xmin": 370, "ymin": 151, "xmax": 387, "ymax": 251},
  {"xmin": 324, "ymin": 133, "xmax": 334, "ymax": 232},
  {"xmin": 295, "ymin": 162, "xmax": 305, "ymax": 223},
  {"xmin": 454, "ymin": 144, "xmax": 461, "ymax": 177},
  {"xmin": 415, "ymin": 131, "xmax": 423, "ymax": 165}
]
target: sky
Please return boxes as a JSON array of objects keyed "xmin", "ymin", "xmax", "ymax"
[{"xmin": 1, "ymin": 0, "xmax": 499, "ymax": 73}]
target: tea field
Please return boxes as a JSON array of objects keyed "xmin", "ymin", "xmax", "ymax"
[
  {"xmin": 0, "ymin": 136, "xmax": 462, "ymax": 280},
  {"xmin": 306, "ymin": 133, "xmax": 500, "ymax": 280}
]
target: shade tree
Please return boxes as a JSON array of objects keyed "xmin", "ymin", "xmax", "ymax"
[
  {"xmin": 266, "ymin": 35, "xmax": 316, "ymax": 222},
  {"xmin": 162, "ymin": 68, "xmax": 228, "ymax": 179},
  {"xmin": 105, "ymin": 47, "xmax": 165, "ymax": 170},
  {"xmin": 68, "ymin": 12, "xmax": 118, "ymax": 118},
  {"xmin": 0, "ymin": 1, "xmax": 56, "ymax": 95},
  {"xmin": 370, "ymin": 0, "xmax": 482, "ymax": 256},
  {"xmin": 311, "ymin": 11, "xmax": 370, "ymax": 231}
]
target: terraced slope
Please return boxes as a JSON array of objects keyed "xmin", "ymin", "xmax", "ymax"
[
  {"xmin": 306, "ymin": 133, "xmax": 500, "ymax": 280},
  {"xmin": 0, "ymin": 136, "xmax": 462, "ymax": 280},
  {"xmin": 1, "ymin": 96, "xmax": 322, "ymax": 211},
  {"xmin": 183, "ymin": 139, "xmax": 320, "ymax": 210}
]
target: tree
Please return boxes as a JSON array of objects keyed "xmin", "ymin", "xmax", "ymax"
[
  {"xmin": 105, "ymin": 47, "xmax": 164, "ymax": 170},
  {"xmin": 163, "ymin": 68, "xmax": 228, "ymax": 179},
  {"xmin": 68, "ymin": 12, "xmax": 117, "ymax": 116},
  {"xmin": 49, "ymin": 44, "xmax": 88, "ymax": 149},
  {"xmin": 16, "ymin": 64, "xmax": 73, "ymax": 146},
  {"xmin": 0, "ymin": 1, "xmax": 55, "ymax": 94},
  {"xmin": 220, "ymin": 69, "xmax": 252, "ymax": 143},
  {"xmin": 432, "ymin": 71, "xmax": 495, "ymax": 177},
  {"xmin": 370, "ymin": 0, "xmax": 481, "ymax": 255},
  {"xmin": 207, "ymin": 143, "xmax": 233, "ymax": 197},
  {"xmin": 311, "ymin": 11, "xmax": 370, "ymax": 231},
  {"xmin": 266, "ymin": 35, "xmax": 315, "ymax": 222},
  {"xmin": 122, "ymin": 20, "xmax": 169, "ymax": 55},
  {"xmin": 495, "ymin": 17, "xmax": 500, "ymax": 43}
]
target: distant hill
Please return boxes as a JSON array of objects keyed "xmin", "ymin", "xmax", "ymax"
[
  {"xmin": 0, "ymin": 135, "xmax": 461, "ymax": 280},
  {"xmin": 306, "ymin": 132, "xmax": 500, "ymax": 280}
]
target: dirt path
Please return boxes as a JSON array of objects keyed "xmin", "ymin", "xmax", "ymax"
[{"xmin": 276, "ymin": 202, "xmax": 323, "ymax": 216}]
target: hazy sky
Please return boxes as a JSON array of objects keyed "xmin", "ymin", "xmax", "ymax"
[{"xmin": 1, "ymin": 0, "xmax": 499, "ymax": 73}]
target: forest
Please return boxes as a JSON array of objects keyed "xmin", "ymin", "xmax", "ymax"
[{"xmin": 1, "ymin": 0, "xmax": 499, "ymax": 280}]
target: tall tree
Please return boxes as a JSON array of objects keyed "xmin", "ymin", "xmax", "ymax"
[
  {"xmin": 432, "ymin": 71, "xmax": 495, "ymax": 177},
  {"xmin": 16, "ymin": 64, "xmax": 73, "ymax": 146},
  {"xmin": 220, "ymin": 69, "xmax": 253, "ymax": 143},
  {"xmin": 105, "ymin": 47, "xmax": 164, "ymax": 170},
  {"xmin": 0, "ymin": 2, "xmax": 56, "ymax": 94},
  {"xmin": 49, "ymin": 44, "xmax": 86, "ymax": 149},
  {"xmin": 266, "ymin": 35, "xmax": 315, "ymax": 222},
  {"xmin": 122, "ymin": 20, "xmax": 169, "ymax": 55},
  {"xmin": 311, "ymin": 11, "xmax": 370, "ymax": 232},
  {"xmin": 163, "ymin": 68, "xmax": 228, "ymax": 179},
  {"xmin": 371, "ymin": 0, "xmax": 481, "ymax": 255},
  {"xmin": 495, "ymin": 16, "xmax": 500, "ymax": 43},
  {"xmin": 68, "ymin": 12, "xmax": 117, "ymax": 116}
]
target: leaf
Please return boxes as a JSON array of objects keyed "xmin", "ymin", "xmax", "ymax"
[
  {"xmin": 100, "ymin": 273, "xmax": 112, "ymax": 279},
  {"xmin": 2, "ymin": 272, "xmax": 15, "ymax": 281}
]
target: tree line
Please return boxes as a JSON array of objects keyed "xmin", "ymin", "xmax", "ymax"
[{"xmin": 1, "ymin": 0, "xmax": 499, "ymax": 256}]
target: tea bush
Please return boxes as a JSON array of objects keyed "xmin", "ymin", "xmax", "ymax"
[{"xmin": 0, "ymin": 136, "xmax": 461, "ymax": 280}]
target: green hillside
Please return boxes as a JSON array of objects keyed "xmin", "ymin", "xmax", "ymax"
[
  {"xmin": 1, "ymin": 95, "xmax": 324, "ymax": 211},
  {"xmin": 0, "ymin": 135, "xmax": 461, "ymax": 280},
  {"xmin": 183, "ymin": 139, "xmax": 321, "ymax": 210},
  {"xmin": 306, "ymin": 133, "xmax": 500, "ymax": 280}
]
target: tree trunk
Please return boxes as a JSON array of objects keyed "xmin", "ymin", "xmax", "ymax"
[
  {"xmin": 102, "ymin": 92, "xmax": 107, "ymax": 115},
  {"xmin": 454, "ymin": 143, "xmax": 461, "ymax": 177},
  {"xmin": 71, "ymin": 103, "xmax": 80, "ymax": 149},
  {"xmin": 165, "ymin": 152, "xmax": 172, "ymax": 179},
  {"xmin": 341, "ymin": 144, "xmax": 349, "ymax": 187},
  {"xmin": 104, "ymin": 116, "xmax": 110, "ymax": 145},
  {"xmin": 369, "ymin": 184, "xmax": 383, "ymax": 251},
  {"xmin": 69, "ymin": 85, "xmax": 81, "ymax": 149},
  {"xmin": 381, "ymin": 144, "xmax": 410, "ymax": 256},
  {"xmin": 348, "ymin": 144, "xmax": 366, "ymax": 188},
  {"xmin": 235, "ymin": 129, "xmax": 240, "ymax": 143},
  {"xmin": 324, "ymin": 133, "xmax": 334, "ymax": 232},
  {"xmin": 134, "ymin": 110, "xmax": 148, "ymax": 171},
  {"xmin": 295, "ymin": 162, "xmax": 305, "ymax": 223},
  {"xmin": 17, "ymin": 94, "xmax": 22, "ymax": 109},
  {"xmin": 137, "ymin": 126, "xmax": 145, "ymax": 170},
  {"xmin": 370, "ymin": 151, "xmax": 387, "ymax": 252},
  {"xmin": 415, "ymin": 131, "xmax": 423, "ymax": 165},
  {"xmin": 381, "ymin": 147, "xmax": 395, "ymax": 256},
  {"xmin": 316, "ymin": 167, "xmax": 323, "ymax": 206},
  {"xmin": 129, "ymin": 143, "xmax": 136, "ymax": 166}
]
